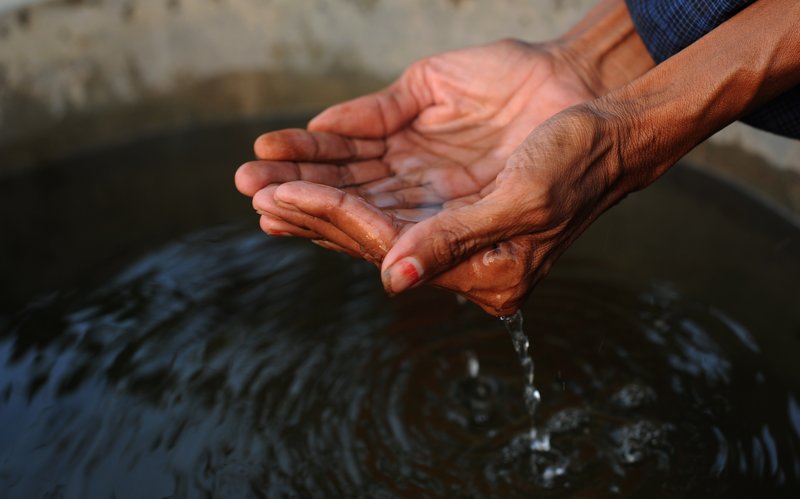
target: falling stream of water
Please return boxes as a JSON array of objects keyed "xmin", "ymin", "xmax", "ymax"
[{"xmin": 501, "ymin": 311, "xmax": 550, "ymax": 452}]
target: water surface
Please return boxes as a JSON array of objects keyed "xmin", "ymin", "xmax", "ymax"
[{"xmin": 1, "ymin": 120, "xmax": 799, "ymax": 497}]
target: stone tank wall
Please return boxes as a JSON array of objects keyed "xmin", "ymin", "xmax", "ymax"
[{"xmin": 1, "ymin": 0, "xmax": 798, "ymax": 218}]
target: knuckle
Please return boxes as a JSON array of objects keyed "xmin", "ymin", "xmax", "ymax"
[
  {"xmin": 338, "ymin": 168, "xmax": 355, "ymax": 187},
  {"xmin": 331, "ymin": 188, "xmax": 348, "ymax": 212},
  {"xmin": 430, "ymin": 221, "xmax": 473, "ymax": 265},
  {"xmin": 527, "ymin": 195, "xmax": 560, "ymax": 227},
  {"xmin": 404, "ymin": 58, "xmax": 430, "ymax": 85},
  {"xmin": 430, "ymin": 234, "xmax": 457, "ymax": 267}
]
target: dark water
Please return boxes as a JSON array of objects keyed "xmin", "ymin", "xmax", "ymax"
[{"xmin": 1, "ymin": 120, "xmax": 800, "ymax": 498}]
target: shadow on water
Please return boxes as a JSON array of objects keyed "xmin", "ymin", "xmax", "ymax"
[{"xmin": 1, "ymin": 118, "xmax": 800, "ymax": 497}]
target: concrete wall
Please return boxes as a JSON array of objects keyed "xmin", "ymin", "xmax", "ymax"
[{"xmin": 1, "ymin": 0, "xmax": 798, "ymax": 217}]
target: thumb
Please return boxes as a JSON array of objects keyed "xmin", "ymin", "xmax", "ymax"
[
  {"xmin": 308, "ymin": 62, "xmax": 432, "ymax": 138},
  {"xmin": 380, "ymin": 196, "xmax": 519, "ymax": 295}
]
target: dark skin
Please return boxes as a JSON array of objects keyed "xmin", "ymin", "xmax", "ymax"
[
  {"xmin": 237, "ymin": 39, "xmax": 606, "ymax": 315},
  {"xmin": 237, "ymin": 0, "xmax": 800, "ymax": 316}
]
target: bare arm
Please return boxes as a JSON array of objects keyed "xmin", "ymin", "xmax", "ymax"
[
  {"xmin": 235, "ymin": 0, "xmax": 657, "ymax": 315},
  {"xmin": 601, "ymin": 0, "xmax": 800, "ymax": 191},
  {"xmin": 377, "ymin": 0, "xmax": 800, "ymax": 314}
]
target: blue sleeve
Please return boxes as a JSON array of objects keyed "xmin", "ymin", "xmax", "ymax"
[{"xmin": 625, "ymin": 0, "xmax": 800, "ymax": 139}]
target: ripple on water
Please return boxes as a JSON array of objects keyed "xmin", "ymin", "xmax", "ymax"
[{"xmin": 0, "ymin": 224, "xmax": 799, "ymax": 498}]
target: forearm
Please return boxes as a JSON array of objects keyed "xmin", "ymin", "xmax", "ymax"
[
  {"xmin": 600, "ymin": 0, "xmax": 800, "ymax": 189},
  {"xmin": 556, "ymin": 0, "xmax": 655, "ymax": 94}
]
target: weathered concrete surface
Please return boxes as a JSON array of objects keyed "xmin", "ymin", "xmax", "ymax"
[
  {"xmin": 0, "ymin": 0, "xmax": 589, "ymax": 171},
  {"xmin": 0, "ymin": 0, "xmax": 798, "ymax": 217}
]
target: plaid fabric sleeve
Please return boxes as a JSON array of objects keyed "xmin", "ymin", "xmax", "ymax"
[{"xmin": 625, "ymin": 0, "xmax": 800, "ymax": 139}]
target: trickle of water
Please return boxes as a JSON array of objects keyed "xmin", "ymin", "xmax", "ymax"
[
  {"xmin": 3, "ymin": 119, "xmax": 800, "ymax": 498},
  {"xmin": 458, "ymin": 350, "xmax": 495, "ymax": 426},
  {"xmin": 501, "ymin": 310, "xmax": 549, "ymax": 452},
  {"xmin": 466, "ymin": 350, "xmax": 480, "ymax": 379}
]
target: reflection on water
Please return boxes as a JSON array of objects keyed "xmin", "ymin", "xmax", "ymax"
[
  {"xmin": 1, "ymin": 119, "xmax": 799, "ymax": 497},
  {"xmin": 1, "ymin": 224, "xmax": 799, "ymax": 498}
]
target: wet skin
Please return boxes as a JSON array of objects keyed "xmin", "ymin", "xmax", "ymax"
[
  {"xmin": 235, "ymin": 40, "xmax": 603, "ymax": 315},
  {"xmin": 236, "ymin": 0, "xmax": 800, "ymax": 316}
]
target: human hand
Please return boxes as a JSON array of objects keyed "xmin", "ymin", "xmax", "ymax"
[
  {"xmin": 236, "ymin": 39, "xmax": 604, "ymax": 314},
  {"xmin": 237, "ymin": 0, "xmax": 800, "ymax": 316},
  {"xmin": 255, "ymin": 105, "xmax": 634, "ymax": 317},
  {"xmin": 237, "ymin": 38, "xmax": 601, "ymax": 209},
  {"xmin": 357, "ymin": 0, "xmax": 800, "ymax": 315}
]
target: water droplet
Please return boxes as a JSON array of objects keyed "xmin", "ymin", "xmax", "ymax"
[
  {"xmin": 501, "ymin": 311, "xmax": 551, "ymax": 459},
  {"xmin": 466, "ymin": 351, "xmax": 480, "ymax": 378}
]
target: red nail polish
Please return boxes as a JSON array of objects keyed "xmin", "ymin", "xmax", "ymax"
[
  {"xmin": 384, "ymin": 256, "xmax": 423, "ymax": 294},
  {"xmin": 398, "ymin": 260, "xmax": 420, "ymax": 283}
]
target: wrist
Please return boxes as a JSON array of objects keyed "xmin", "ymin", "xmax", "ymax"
[
  {"xmin": 594, "ymin": 0, "xmax": 800, "ymax": 192},
  {"xmin": 554, "ymin": 0, "xmax": 654, "ymax": 95}
]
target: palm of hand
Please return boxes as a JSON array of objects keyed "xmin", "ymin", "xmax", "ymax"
[
  {"xmin": 351, "ymin": 40, "xmax": 596, "ymax": 216},
  {"xmin": 236, "ymin": 40, "xmax": 598, "ymax": 315}
]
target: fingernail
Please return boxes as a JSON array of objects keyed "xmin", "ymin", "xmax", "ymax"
[
  {"xmin": 382, "ymin": 256, "xmax": 423, "ymax": 295},
  {"xmin": 267, "ymin": 230, "xmax": 291, "ymax": 236}
]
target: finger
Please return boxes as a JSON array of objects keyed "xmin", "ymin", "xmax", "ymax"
[
  {"xmin": 379, "ymin": 191, "xmax": 522, "ymax": 295},
  {"xmin": 258, "ymin": 214, "xmax": 319, "ymax": 239},
  {"xmin": 359, "ymin": 161, "xmax": 486, "ymax": 200},
  {"xmin": 479, "ymin": 179, "xmax": 497, "ymax": 197},
  {"xmin": 366, "ymin": 186, "xmax": 444, "ymax": 209},
  {"xmin": 388, "ymin": 207, "xmax": 441, "ymax": 223},
  {"xmin": 359, "ymin": 171, "xmax": 423, "ymax": 195},
  {"xmin": 253, "ymin": 186, "xmax": 367, "ymax": 259},
  {"xmin": 254, "ymin": 129, "xmax": 386, "ymax": 162},
  {"xmin": 257, "ymin": 215, "xmax": 362, "ymax": 259},
  {"xmin": 274, "ymin": 180, "xmax": 537, "ymax": 316},
  {"xmin": 274, "ymin": 181, "xmax": 400, "ymax": 262},
  {"xmin": 270, "ymin": 206, "xmax": 370, "ymax": 264},
  {"xmin": 442, "ymin": 193, "xmax": 481, "ymax": 210},
  {"xmin": 308, "ymin": 61, "xmax": 433, "ymax": 138},
  {"xmin": 254, "ymin": 188, "xmax": 321, "ymax": 238},
  {"xmin": 311, "ymin": 239, "xmax": 364, "ymax": 260},
  {"xmin": 235, "ymin": 159, "xmax": 391, "ymax": 197}
]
